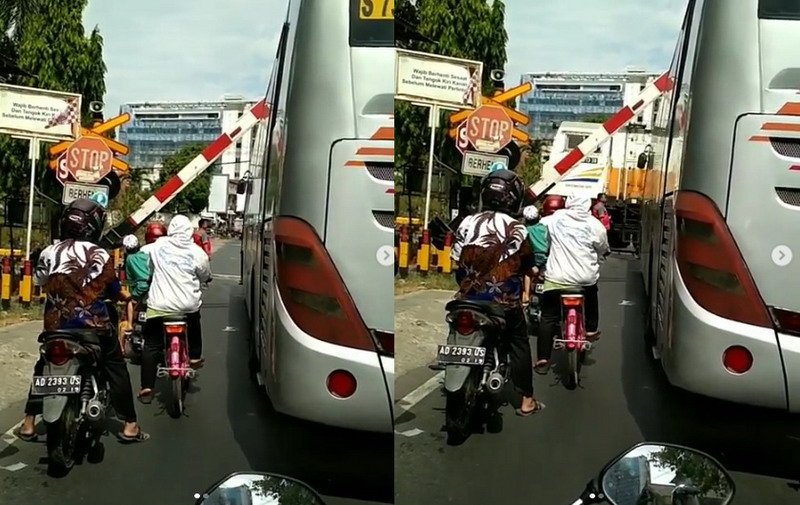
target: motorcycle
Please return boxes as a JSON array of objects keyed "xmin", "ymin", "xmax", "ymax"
[
  {"xmin": 192, "ymin": 442, "xmax": 734, "ymax": 505},
  {"xmin": 123, "ymin": 299, "xmax": 146, "ymax": 364},
  {"xmin": 155, "ymin": 315, "xmax": 196, "ymax": 418},
  {"xmin": 31, "ymin": 327, "xmax": 112, "ymax": 474},
  {"xmin": 573, "ymin": 442, "xmax": 735, "ymax": 505},
  {"xmin": 525, "ymin": 270, "xmax": 545, "ymax": 329},
  {"xmin": 194, "ymin": 472, "xmax": 325, "ymax": 505},
  {"xmin": 438, "ymin": 300, "xmax": 509, "ymax": 445},
  {"xmin": 553, "ymin": 289, "xmax": 592, "ymax": 390}
]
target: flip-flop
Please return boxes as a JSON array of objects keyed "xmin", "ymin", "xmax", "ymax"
[
  {"xmin": 534, "ymin": 361, "xmax": 550, "ymax": 375},
  {"xmin": 15, "ymin": 428, "xmax": 38, "ymax": 442},
  {"xmin": 587, "ymin": 331, "xmax": 602, "ymax": 342},
  {"xmin": 137, "ymin": 390, "xmax": 153, "ymax": 404},
  {"xmin": 118, "ymin": 430, "xmax": 150, "ymax": 444},
  {"xmin": 515, "ymin": 401, "xmax": 546, "ymax": 417},
  {"xmin": 189, "ymin": 358, "xmax": 205, "ymax": 369}
]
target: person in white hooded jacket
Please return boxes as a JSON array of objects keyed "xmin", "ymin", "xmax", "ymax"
[
  {"xmin": 136, "ymin": 214, "xmax": 212, "ymax": 403},
  {"xmin": 534, "ymin": 194, "xmax": 610, "ymax": 373}
]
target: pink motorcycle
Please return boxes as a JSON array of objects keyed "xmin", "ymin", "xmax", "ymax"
[{"xmin": 552, "ymin": 290, "xmax": 592, "ymax": 389}]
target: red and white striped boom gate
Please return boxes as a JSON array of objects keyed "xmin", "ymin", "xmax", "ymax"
[
  {"xmin": 101, "ymin": 99, "xmax": 270, "ymax": 247},
  {"xmin": 527, "ymin": 71, "xmax": 674, "ymax": 200}
]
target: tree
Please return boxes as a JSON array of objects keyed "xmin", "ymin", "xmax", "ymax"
[
  {"xmin": 651, "ymin": 447, "xmax": 732, "ymax": 497},
  {"xmin": 395, "ymin": 0, "xmax": 509, "ymax": 187},
  {"xmin": 583, "ymin": 114, "xmax": 612, "ymax": 124},
  {"xmin": 0, "ymin": 0, "xmax": 107, "ymax": 204},
  {"xmin": 157, "ymin": 144, "xmax": 211, "ymax": 215}
]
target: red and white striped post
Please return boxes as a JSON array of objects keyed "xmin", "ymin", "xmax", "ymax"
[
  {"xmin": 101, "ymin": 100, "xmax": 270, "ymax": 247},
  {"xmin": 527, "ymin": 72, "xmax": 674, "ymax": 200}
]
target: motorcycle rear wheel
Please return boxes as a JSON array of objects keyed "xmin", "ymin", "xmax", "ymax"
[
  {"xmin": 169, "ymin": 377, "xmax": 187, "ymax": 418},
  {"xmin": 46, "ymin": 399, "xmax": 80, "ymax": 475},
  {"xmin": 445, "ymin": 368, "xmax": 481, "ymax": 445},
  {"xmin": 565, "ymin": 350, "xmax": 579, "ymax": 390}
]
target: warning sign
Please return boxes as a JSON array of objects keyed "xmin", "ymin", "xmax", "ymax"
[{"xmin": 62, "ymin": 182, "xmax": 109, "ymax": 205}]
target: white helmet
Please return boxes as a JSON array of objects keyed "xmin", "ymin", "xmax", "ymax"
[
  {"xmin": 522, "ymin": 205, "xmax": 539, "ymax": 222},
  {"xmin": 122, "ymin": 234, "xmax": 139, "ymax": 251}
]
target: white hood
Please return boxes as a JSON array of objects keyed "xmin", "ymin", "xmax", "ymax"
[
  {"xmin": 142, "ymin": 214, "xmax": 212, "ymax": 314},
  {"xmin": 540, "ymin": 195, "xmax": 609, "ymax": 286}
]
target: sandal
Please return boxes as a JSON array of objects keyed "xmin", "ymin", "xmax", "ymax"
[
  {"xmin": 515, "ymin": 400, "xmax": 546, "ymax": 417},
  {"xmin": 137, "ymin": 389, "xmax": 153, "ymax": 404},
  {"xmin": 15, "ymin": 428, "xmax": 38, "ymax": 442},
  {"xmin": 190, "ymin": 358, "xmax": 205, "ymax": 369},
  {"xmin": 534, "ymin": 360, "xmax": 550, "ymax": 375},
  {"xmin": 587, "ymin": 331, "xmax": 601, "ymax": 342},
  {"xmin": 118, "ymin": 429, "xmax": 150, "ymax": 444}
]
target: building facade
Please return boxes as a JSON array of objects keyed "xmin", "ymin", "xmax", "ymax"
[{"xmin": 518, "ymin": 69, "xmax": 662, "ymax": 141}]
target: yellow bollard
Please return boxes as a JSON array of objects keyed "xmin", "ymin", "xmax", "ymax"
[
  {"xmin": 1, "ymin": 257, "xmax": 11, "ymax": 310},
  {"xmin": 417, "ymin": 229, "xmax": 431, "ymax": 276},
  {"xmin": 19, "ymin": 260, "xmax": 32, "ymax": 307},
  {"xmin": 440, "ymin": 231, "xmax": 454, "ymax": 274},
  {"xmin": 398, "ymin": 226, "xmax": 410, "ymax": 278}
]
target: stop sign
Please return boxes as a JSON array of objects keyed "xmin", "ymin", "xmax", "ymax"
[
  {"xmin": 66, "ymin": 136, "xmax": 113, "ymax": 184},
  {"xmin": 455, "ymin": 121, "xmax": 470, "ymax": 155},
  {"xmin": 465, "ymin": 104, "xmax": 513, "ymax": 153}
]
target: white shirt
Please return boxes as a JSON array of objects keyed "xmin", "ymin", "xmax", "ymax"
[{"xmin": 540, "ymin": 195, "xmax": 610, "ymax": 286}]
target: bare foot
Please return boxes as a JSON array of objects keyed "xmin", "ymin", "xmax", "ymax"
[{"xmin": 122, "ymin": 422, "xmax": 140, "ymax": 439}]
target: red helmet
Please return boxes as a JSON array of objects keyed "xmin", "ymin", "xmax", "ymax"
[
  {"xmin": 541, "ymin": 195, "xmax": 566, "ymax": 216},
  {"xmin": 145, "ymin": 222, "xmax": 167, "ymax": 244}
]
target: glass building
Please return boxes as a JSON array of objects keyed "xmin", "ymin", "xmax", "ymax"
[
  {"xmin": 518, "ymin": 69, "xmax": 661, "ymax": 140},
  {"xmin": 117, "ymin": 96, "xmax": 257, "ymax": 189}
]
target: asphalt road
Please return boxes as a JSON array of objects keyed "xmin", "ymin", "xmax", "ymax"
[
  {"xmin": 395, "ymin": 256, "xmax": 800, "ymax": 505},
  {"xmin": 0, "ymin": 240, "xmax": 391, "ymax": 505}
]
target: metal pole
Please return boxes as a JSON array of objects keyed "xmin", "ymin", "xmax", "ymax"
[
  {"xmin": 25, "ymin": 137, "xmax": 39, "ymax": 261},
  {"xmin": 423, "ymin": 104, "xmax": 438, "ymax": 231}
]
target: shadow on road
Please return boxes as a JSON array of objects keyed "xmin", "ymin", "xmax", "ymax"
[
  {"xmin": 223, "ymin": 287, "xmax": 393, "ymax": 503},
  {"xmin": 620, "ymin": 260, "xmax": 800, "ymax": 490}
]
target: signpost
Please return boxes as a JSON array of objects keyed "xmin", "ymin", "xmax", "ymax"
[
  {"xmin": 461, "ymin": 151, "xmax": 509, "ymax": 178},
  {"xmin": 62, "ymin": 182, "xmax": 109, "ymax": 205},
  {"xmin": 65, "ymin": 136, "xmax": 113, "ymax": 184},
  {"xmin": 465, "ymin": 104, "xmax": 514, "ymax": 153}
]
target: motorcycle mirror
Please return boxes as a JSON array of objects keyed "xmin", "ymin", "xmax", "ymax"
[
  {"xmin": 194, "ymin": 472, "xmax": 326, "ymax": 505},
  {"xmin": 599, "ymin": 443, "xmax": 735, "ymax": 505}
]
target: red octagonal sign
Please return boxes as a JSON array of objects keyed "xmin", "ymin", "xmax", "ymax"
[
  {"xmin": 66, "ymin": 136, "xmax": 113, "ymax": 184},
  {"xmin": 465, "ymin": 104, "xmax": 513, "ymax": 154}
]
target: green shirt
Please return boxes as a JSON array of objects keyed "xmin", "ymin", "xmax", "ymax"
[
  {"xmin": 526, "ymin": 223, "xmax": 550, "ymax": 268},
  {"xmin": 125, "ymin": 250, "xmax": 151, "ymax": 301}
]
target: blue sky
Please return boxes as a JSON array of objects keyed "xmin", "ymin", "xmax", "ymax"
[
  {"xmin": 504, "ymin": 0, "xmax": 689, "ymax": 82},
  {"xmin": 83, "ymin": 0, "xmax": 283, "ymax": 115},
  {"xmin": 82, "ymin": 0, "xmax": 689, "ymax": 115}
]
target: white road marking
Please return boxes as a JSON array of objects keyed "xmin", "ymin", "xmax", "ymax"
[
  {"xmin": 212, "ymin": 273, "xmax": 240, "ymax": 281},
  {"xmin": 222, "ymin": 326, "xmax": 238, "ymax": 332},
  {"xmin": 394, "ymin": 428, "xmax": 424, "ymax": 437},
  {"xmin": 0, "ymin": 420, "xmax": 24, "ymax": 447},
  {"xmin": 395, "ymin": 371, "xmax": 443, "ymax": 417},
  {"xmin": 0, "ymin": 462, "xmax": 27, "ymax": 472}
]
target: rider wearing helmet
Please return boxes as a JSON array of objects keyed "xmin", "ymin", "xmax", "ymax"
[
  {"xmin": 534, "ymin": 194, "xmax": 610, "ymax": 374},
  {"xmin": 137, "ymin": 215, "xmax": 212, "ymax": 403},
  {"xmin": 17, "ymin": 198, "xmax": 148, "ymax": 443},
  {"xmin": 541, "ymin": 194, "xmax": 566, "ymax": 217},
  {"xmin": 521, "ymin": 205, "xmax": 549, "ymax": 308},
  {"xmin": 122, "ymin": 223, "xmax": 167, "ymax": 343},
  {"xmin": 450, "ymin": 169, "xmax": 545, "ymax": 417}
]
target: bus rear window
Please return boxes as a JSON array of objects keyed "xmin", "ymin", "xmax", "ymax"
[
  {"xmin": 759, "ymin": 0, "xmax": 800, "ymax": 19},
  {"xmin": 350, "ymin": 0, "xmax": 394, "ymax": 47}
]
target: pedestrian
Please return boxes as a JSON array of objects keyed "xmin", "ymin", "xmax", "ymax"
[{"xmin": 193, "ymin": 218, "xmax": 212, "ymax": 257}]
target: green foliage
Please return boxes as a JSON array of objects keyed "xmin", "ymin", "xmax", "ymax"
[
  {"xmin": 249, "ymin": 477, "xmax": 322, "ymax": 505},
  {"xmin": 651, "ymin": 447, "xmax": 732, "ymax": 497},
  {"xmin": 582, "ymin": 114, "xmax": 613, "ymax": 124},
  {"xmin": 0, "ymin": 0, "xmax": 107, "ymax": 205},
  {"xmin": 158, "ymin": 144, "xmax": 211, "ymax": 215},
  {"xmin": 395, "ymin": 0, "xmax": 509, "ymax": 185}
]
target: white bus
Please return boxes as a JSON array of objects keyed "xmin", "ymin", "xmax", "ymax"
[
  {"xmin": 641, "ymin": 0, "xmax": 800, "ymax": 412},
  {"xmin": 241, "ymin": 0, "xmax": 394, "ymax": 432}
]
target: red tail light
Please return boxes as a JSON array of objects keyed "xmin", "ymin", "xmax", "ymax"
[
  {"xmin": 164, "ymin": 324, "xmax": 185, "ymax": 335},
  {"xmin": 274, "ymin": 217, "xmax": 375, "ymax": 352},
  {"xmin": 454, "ymin": 311, "xmax": 476, "ymax": 335},
  {"xmin": 770, "ymin": 307, "xmax": 800, "ymax": 336},
  {"xmin": 674, "ymin": 191, "xmax": 771, "ymax": 328},
  {"xmin": 723, "ymin": 345, "xmax": 753, "ymax": 374},
  {"xmin": 45, "ymin": 340, "xmax": 74, "ymax": 365},
  {"xmin": 327, "ymin": 370, "xmax": 357, "ymax": 399},
  {"xmin": 562, "ymin": 296, "xmax": 583, "ymax": 307}
]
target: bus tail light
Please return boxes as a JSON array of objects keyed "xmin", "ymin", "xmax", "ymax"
[
  {"xmin": 274, "ymin": 217, "xmax": 376, "ymax": 353},
  {"xmin": 674, "ymin": 191, "xmax": 771, "ymax": 328}
]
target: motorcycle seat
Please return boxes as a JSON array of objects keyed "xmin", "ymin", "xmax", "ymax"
[
  {"xmin": 445, "ymin": 300, "xmax": 506, "ymax": 319},
  {"xmin": 558, "ymin": 287, "xmax": 585, "ymax": 295},
  {"xmin": 38, "ymin": 329, "xmax": 105, "ymax": 345}
]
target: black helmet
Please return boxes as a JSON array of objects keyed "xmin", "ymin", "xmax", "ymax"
[
  {"xmin": 480, "ymin": 169, "xmax": 525, "ymax": 214},
  {"xmin": 60, "ymin": 198, "xmax": 106, "ymax": 242}
]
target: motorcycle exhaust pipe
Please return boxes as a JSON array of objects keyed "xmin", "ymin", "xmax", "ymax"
[
  {"xmin": 86, "ymin": 400, "xmax": 105, "ymax": 423},
  {"xmin": 486, "ymin": 372, "xmax": 504, "ymax": 394}
]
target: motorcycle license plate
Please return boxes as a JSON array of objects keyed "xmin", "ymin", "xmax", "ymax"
[
  {"xmin": 534, "ymin": 284, "xmax": 544, "ymax": 294},
  {"xmin": 437, "ymin": 345, "xmax": 486, "ymax": 365},
  {"xmin": 137, "ymin": 312, "xmax": 147, "ymax": 322},
  {"xmin": 30, "ymin": 375, "xmax": 81, "ymax": 396}
]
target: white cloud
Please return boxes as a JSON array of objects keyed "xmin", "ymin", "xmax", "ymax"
[
  {"xmin": 83, "ymin": 0, "xmax": 284, "ymax": 115},
  {"xmin": 504, "ymin": 0, "xmax": 690, "ymax": 83}
]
